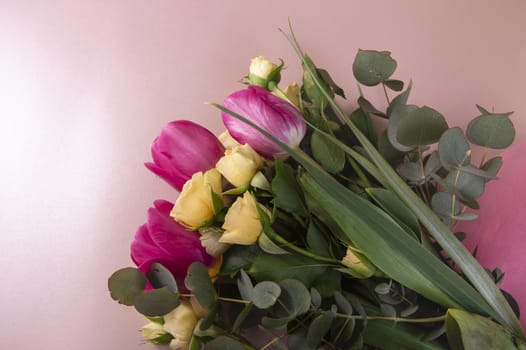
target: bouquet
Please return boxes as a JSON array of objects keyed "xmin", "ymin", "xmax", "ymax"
[{"xmin": 108, "ymin": 28, "xmax": 525, "ymax": 350}]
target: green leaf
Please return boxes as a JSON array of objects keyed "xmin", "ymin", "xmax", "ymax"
[
  {"xmin": 220, "ymin": 244, "xmax": 259, "ymax": 276},
  {"xmin": 311, "ymin": 130, "xmax": 346, "ymax": 173},
  {"xmin": 387, "ymin": 80, "xmax": 412, "ymax": 116},
  {"xmin": 252, "ymin": 281, "xmax": 281, "ymax": 309},
  {"xmin": 318, "ymin": 68, "xmax": 345, "ymax": 98},
  {"xmin": 307, "ymin": 312, "xmax": 334, "ymax": 348},
  {"xmin": 396, "ymin": 106, "xmax": 448, "ymax": 146},
  {"xmin": 311, "ymin": 288, "xmax": 322, "ymax": 309},
  {"xmin": 378, "ymin": 130, "xmax": 405, "ymax": 164},
  {"xmin": 204, "ymin": 336, "xmax": 245, "ymax": 350},
  {"xmin": 278, "ymin": 279, "xmax": 311, "ymax": 317},
  {"xmin": 467, "ymin": 112, "xmax": 515, "ymax": 149},
  {"xmin": 334, "ymin": 291, "xmax": 353, "ymax": 314},
  {"xmin": 446, "ymin": 309, "xmax": 526, "ymax": 350},
  {"xmin": 302, "ymin": 55, "xmax": 330, "ymax": 108},
  {"xmin": 431, "ymin": 192, "xmax": 460, "ymax": 218},
  {"xmin": 258, "ymin": 231, "xmax": 289, "ymax": 255},
  {"xmin": 481, "ymin": 156, "xmax": 503, "ymax": 178},
  {"xmin": 231, "ymin": 303, "xmax": 253, "ymax": 331},
  {"xmin": 271, "ymin": 158, "xmax": 307, "ymax": 215},
  {"xmin": 237, "ymin": 269, "xmax": 253, "ymax": 301},
  {"xmin": 248, "ymin": 252, "xmax": 327, "ymax": 287},
  {"xmin": 397, "ymin": 160, "xmax": 425, "ymax": 184},
  {"xmin": 384, "ymin": 79, "xmax": 404, "ymax": 91},
  {"xmin": 350, "ymin": 108, "xmax": 377, "ymax": 145},
  {"xmin": 133, "ymin": 287, "xmax": 180, "ymax": 317},
  {"xmin": 445, "ymin": 171, "xmax": 485, "ymax": 200},
  {"xmin": 184, "ymin": 262, "xmax": 216, "ymax": 311},
  {"xmin": 147, "ymin": 263, "xmax": 178, "ymax": 293},
  {"xmin": 306, "ymin": 221, "xmax": 331, "ymax": 258},
  {"xmin": 358, "ymin": 96, "xmax": 387, "ymax": 118},
  {"xmin": 353, "ymin": 49, "xmax": 397, "ymax": 86},
  {"xmin": 311, "ymin": 268, "xmax": 341, "ymax": 298},
  {"xmin": 387, "ymin": 104, "xmax": 418, "ymax": 152},
  {"xmin": 438, "ymin": 128, "xmax": 471, "ymax": 171},
  {"xmin": 108, "ymin": 267, "xmax": 147, "ymax": 306}
]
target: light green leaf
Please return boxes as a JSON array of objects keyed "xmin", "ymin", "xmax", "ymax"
[
  {"xmin": 396, "ymin": 106, "xmax": 448, "ymax": 146},
  {"xmin": 311, "ymin": 130, "xmax": 346, "ymax": 173},
  {"xmin": 252, "ymin": 281, "xmax": 281, "ymax": 309},
  {"xmin": 438, "ymin": 128, "xmax": 471, "ymax": 171}
]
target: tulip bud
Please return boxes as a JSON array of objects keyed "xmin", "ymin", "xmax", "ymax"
[
  {"xmin": 171, "ymin": 169, "xmax": 222, "ymax": 228},
  {"xmin": 163, "ymin": 301, "xmax": 199, "ymax": 350},
  {"xmin": 141, "ymin": 320, "xmax": 172, "ymax": 345},
  {"xmin": 248, "ymin": 56, "xmax": 281, "ymax": 88},
  {"xmin": 145, "ymin": 120, "xmax": 224, "ymax": 192},
  {"xmin": 222, "ymin": 86, "xmax": 307, "ymax": 159},
  {"xmin": 220, "ymin": 192, "xmax": 269, "ymax": 245},
  {"xmin": 216, "ymin": 144, "xmax": 264, "ymax": 188},
  {"xmin": 341, "ymin": 247, "xmax": 376, "ymax": 278}
]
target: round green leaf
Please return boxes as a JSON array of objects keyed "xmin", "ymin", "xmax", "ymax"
[
  {"xmin": 147, "ymin": 263, "xmax": 178, "ymax": 293},
  {"xmin": 431, "ymin": 192, "xmax": 460, "ymax": 218},
  {"xmin": 307, "ymin": 312, "xmax": 335, "ymax": 348},
  {"xmin": 438, "ymin": 128, "xmax": 471, "ymax": 171},
  {"xmin": 278, "ymin": 279, "xmax": 311, "ymax": 317},
  {"xmin": 353, "ymin": 49, "xmax": 397, "ymax": 86},
  {"xmin": 467, "ymin": 113, "xmax": 515, "ymax": 149},
  {"xmin": 184, "ymin": 262, "xmax": 216, "ymax": 311},
  {"xmin": 387, "ymin": 104, "xmax": 418, "ymax": 152},
  {"xmin": 108, "ymin": 267, "xmax": 147, "ymax": 306},
  {"xmin": 251, "ymin": 281, "xmax": 281, "ymax": 309},
  {"xmin": 396, "ymin": 106, "xmax": 448, "ymax": 146},
  {"xmin": 378, "ymin": 130, "xmax": 405, "ymax": 164},
  {"xmin": 384, "ymin": 79, "xmax": 404, "ymax": 91},
  {"xmin": 204, "ymin": 336, "xmax": 245, "ymax": 350},
  {"xmin": 134, "ymin": 287, "xmax": 180, "ymax": 317},
  {"xmin": 236, "ymin": 269, "xmax": 253, "ymax": 301},
  {"xmin": 445, "ymin": 171, "xmax": 485, "ymax": 200}
]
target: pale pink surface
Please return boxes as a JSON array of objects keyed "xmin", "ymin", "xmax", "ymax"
[
  {"xmin": 460, "ymin": 141, "xmax": 526, "ymax": 328},
  {"xmin": 0, "ymin": 1, "xmax": 525, "ymax": 349}
]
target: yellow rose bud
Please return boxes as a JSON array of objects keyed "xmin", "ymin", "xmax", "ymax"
[
  {"xmin": 216, "ymin": 144, "xmax": 263, "ymax": 188},
  {"xmin": 218, "ymin": 130, "xmax": 240, "ymax": 149},
  {"xmin": 163, "ymin": 301, "xmax": 199, "ymax": 350},
  {"xmin": 283, "ymin": 82, "xmax": 300, "ymax": 107},
  {"xmin": 220, "ymin": 192, "xmax": 269, "ymax": 245},
  {"xmin": 171, "ymin": 169, "xmax": 222, "ymax": 228},
  {"xmin": 341, "ymin": 247, "xmax": 376, "ymax": 279},
  {"xmin": 249, "ymin": 56, "xmax": 276, "ymax": 80}
]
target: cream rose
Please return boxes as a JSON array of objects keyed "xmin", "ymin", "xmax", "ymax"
[
  {"xmin": 163, "ymin": 301, "xmax": 199, "ymax": 350},
  {"xmin": 171, "ymin": 169, "xmax": 222, "ymax": 228},
  {"xmin": 141, "ymin": 320, "xmax": 171, "ymax": 344},
  {"xmin": 216, "ymin": 144, "xmax": 263, "ymax": 188},
  {"xmin": 220, "ymin": 192, "xmax": 269, "ymax": 245},
  {"xmin": 341, "ymin": 247, "xmax": 376, "ymax": 278},
  {"xmin": 249, "ymin": 56, "xmax": 276, "ymax": 80}
]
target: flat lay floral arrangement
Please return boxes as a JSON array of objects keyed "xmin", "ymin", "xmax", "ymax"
[{"xmin": 108, "ymin": 28, "xmax": 525, "ymax": 350}]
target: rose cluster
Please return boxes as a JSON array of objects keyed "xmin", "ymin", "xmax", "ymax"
[{"xmin": 131, "ymin": 58, "xmax": 306, "ymax": 349}]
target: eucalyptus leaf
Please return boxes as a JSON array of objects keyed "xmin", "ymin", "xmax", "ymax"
[
  {"xmin": 184, "ymin": 262, "xmax": 216, "ymax": 311},
  {"xmin": 384, "ymin": 79, "xmax": 404, "ymax": 91},
  {"xmin": 311, "ymin": 288, "xmax": 322, "ymax": 309},
  {"xmin": 481, "ymin": 156, "xmax": 503, "ymax": 178},
  {"xmin": 353, "ymin": 49, "xmax": 397, "ymax": 86},
  {"xmin": 350, "ymin": 108, "xmax": 377, "ymax": 145},
  {"xmin": 452, "ymin": 212, "xmax": 478, "ymax": 221},
  {"xmin": 396, "ymin": 106, "xmax": 448, "ymax": 147},
  {"xmin": 252, "ymin": 281, "xmax": 281, "ymax": 309},
  {"xmin": 358, "ymin": 96, "xmax": 387, "ymax": 118},
  {"xmin": 204, "ymin": 336, "xmax": 245, "ymax": 350},
  {"xmin": 133, "ymin": 287, "xmax": 180, "ymax": 317},
  {"xmin": 374, "ymin": 282, "xmax": 391, "ymax": 295},
  {"xmin": 311, "ymin": 130, "xmax": 346, "ymax": 173},
  {"xmin": 335, "ymin": 291, "xmax": 353, "ymax": 314},
  {"xmin": 397, "ymin": 161, "xmax": 425, "ymax": 184},
  {"xmin": 400, "ymin": 304, "xmax": 419, "ymax": 317},
  {"xmin": 147, "ymin": 263, "xmax": 178, "ymax": 293},
  {"xmin": 237, "ymin": 269, "xmax": 253, "ymax": 301},
  {"xmin": 431, "ymin": 192, "xmax": 460, "ymax": 218},
  {"xmin": 438, "ymin": 128, "xmax": 471, "ymax": 171},
  {"xmin": 380, "ymin": 304, "xmax": 397, "ymax": 318},
  {"xmin": 424, "ymin": 151, "xmax": 441, "ymax": 176},
  {"xmin": 278, "ymin": 279, "xmax": 311, "ymax": 317},
  {"xmin": 318, "ymin": 68, "xmax": 345, "ymax": 98},
  {"xmin": 258, "ymin": 232, "xmax": 288, "ymax": 255},
  {"xmin": 445, "ymin": 170, "xmax": 485, "ymax": 200},
  {"xmin": 108, "ymin": 267, "xmax": 147, "ymax": 306},
  {"xmin": 307, "ymin": 312, "xmax": 334, "ymax": 348},
  {"xmin": 387, "ymin": 104, "xmax": 418, "ymax": 152},
  {"xmin": 467, "ymin": 112, "xmax": 515, "ymax": 149},
  {"xmin": 387, "ymin": 80, "xmax": 412, "ymax": 116},
  {"xmin": 378, "ymin": 130, "xmax": 405, "ymax": 164}
]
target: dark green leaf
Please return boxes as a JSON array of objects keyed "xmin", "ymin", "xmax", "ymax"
[
  {"xmin": 481, "ymin": 156, "xmax": 503, "ymax": 178},
  {"xmin": 252, "ymin": 281, "xmax": 281, "ymax": 309},
  {"xmin": 431, "ymin": 192, "xmax": 460, "ymax": 218},
  {"xmin": 306, "ymin": 222, "xmax": 330, "ymax": 257},
  {"xmin": 231, "ymin": 302, "xmax": 253, "ymax": 331},
  {"xmin": 438, "ymin": 128, "xmax": 471, "ymax": 171},
  {"xmin": 445, "ymin": 171, "xmax": 485, "ymax": 200},
  {"xmin": 220, "ymin": 244, "xmax": 260, "ymax": 276},
  {"xmin": 258, "ymin": 232, "xmax": 288, "ymax": 255},
  {"xmin": 134, "ymin": 287, "xmax": 180, "ymax": 317},
  {"xmin": 358, "ymin": 96, "xmax": 387, "ymax": 118},
  {"xmin": 271, "ymin": 158, "xmax": 307, "ymax": 215},
  {"xmin": 476, "ymin": 104, "xmax": 491, "ymax": 114},
  {"xmin": 424, "ymin": 151, "xmax": 441, "ymax": 176},
  {"xmin": 302, "ymin": 55, "xmax": 330, "ymax": 108},
  {"xmin": 318, "ymin": 68, "xmax": 345, "ymax": 98},
  {"xmin": 185, "ymin": 262, "xmax": 216, "ymax": 310},
  {"xmin": 147, "ymin": 263, "xmax": 178, "ymax": 293},
  {"xmin": 378, "ymin": 130, "xmax": 405, "ymax": 164},
  {"xmin": 387, "ymin": 104, "xmax": 418, "ymax": 152},
  {"xmin": 307, "ymin": 312, "xmax": 335, "ymax": 348},
  {"xmin": 467, "ymin": 113, "xmax": 515, "ymax": 149},
  {"xmin": 278, "ymin": 279, "xmax": 311, "ymax": 317},
  {"xmin": 311, "ymin": 288, "xmax": 322, "ymax": 309},
  {"xmin": 396, "ymin": 106, "xmax": 448, "ymax": 146},
  {"xmin": 397, "ymin": 161, "xmax": 425, "ymax": 183},
  {"xmin": 312, "ymin": 267, "xmax": 342, "ymax": 298},
  {"xmin": 384, "ymin": 79, "xmax": 404, "ymax": 91},
  {"xmin": 374, "ymin": 282, "xmax": 391, "ymax": 295},
  {"xmin": 380, "ymin": 304, "xmax": 397, "ymax": 318},
  {"xmin": 335, "ymin": 291, "xmax": 353, "ymax": 314},
  {"xmin": 350, "ymin": 108, "xmax": 377, "ymax": 145},
  {"xmin": 311, "ymin": 130, "xmax": 346, "ymax": 173},
  {"xmin": 353, "ymin": 49, "xmax": 397, "ymax": 86},
  {"xmin": 387, "ymin": 81, "xmax": 412, "ymax": 116},
  {"xmin": 108, "ymin": 267, "xmax": 147, "ymax": 306},
  {"xmin": 204, "ymin": 336, "xmax": 245, "ymax": 350}
]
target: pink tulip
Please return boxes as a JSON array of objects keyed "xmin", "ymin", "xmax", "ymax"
[
  {"xmin": 222, "ymin": 86, "xmax": 306, "ymax": 159},
  {"xmin": 130, "ymin": 200, "xmax": 215, "ymax": 290},
  {"xmin": 458, "ymin": 140, "xmax": 526, "ymax": 328},
  {"xmin": 145, "ymin": 120, "xmax": 224, "ymax": 191}
]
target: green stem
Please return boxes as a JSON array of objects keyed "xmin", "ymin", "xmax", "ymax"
[
  {"xmin": 333, "ymin": 311, "xmax": 446, "ymax": 324},
  {"xmin": 382, "ymin": 82, "xmax": 391, "ymax": 104}
]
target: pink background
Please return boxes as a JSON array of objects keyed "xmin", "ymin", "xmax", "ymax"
[{"xmin": 1, "ymin": 1, "xmax": 524, "ymax": 348}]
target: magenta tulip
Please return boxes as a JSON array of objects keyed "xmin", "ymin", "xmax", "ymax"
[
  {"xmin": 130, "ymin": 200, "xmax": 215, "ymax": 290},
  {"xmin": 222, "ymin": 86, "xmax": 306, "ymax": 159},
  {"xmin": 145, "ymin": 120, "xmax": 224, "ymax": 191}
]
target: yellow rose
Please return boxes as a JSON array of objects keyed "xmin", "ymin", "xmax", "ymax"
[
  {"xmin": 163, "ymin": 301, "xmax": 199, "ymax": 350},
  {"xmin": 341, "ymin": 247, "xmax": 376, "ymax": 278},
  {"xmin": 171, "ymin": 169, "xmax": 222, "ymax": 228},
  {"xmin": 141, "ymin": 320, "xmax": 171, "ymax": 344},
  {"xmin": 220, "ymin": 192, "xmax": 269, "ymax": 245},
  {"xmin": 218, "ymin": 130, "xmax": 240, "ymax": 149},
  {"xmin": 283, "ymin": 82, "xmax": 300, "ymax": 107},
  {"xmin": 216, "ymin": 144, "xmax": 263, "ymax": 188},
  {"xmin": 249, "ymin": 55, "xmax": 276, "ymax": 80}
]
